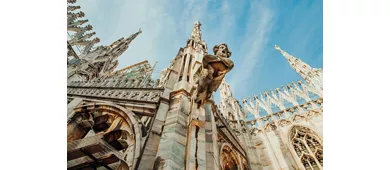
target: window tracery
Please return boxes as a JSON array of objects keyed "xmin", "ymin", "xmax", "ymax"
[{"xmin": 290, "ymin": 126, "xmax": 323, "ymax": 170}]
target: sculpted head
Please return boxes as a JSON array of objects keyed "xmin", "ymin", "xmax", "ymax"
[{"xmin": 213, "ymin": 43, "xmax": 231, "ymax": 58}]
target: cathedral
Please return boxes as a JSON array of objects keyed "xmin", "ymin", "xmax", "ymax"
[{"xmin": 67, "ymin": 1, "xmax": 323, "ymax": 170}]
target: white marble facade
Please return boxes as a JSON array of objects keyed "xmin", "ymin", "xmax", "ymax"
[{"xmin": 67, "ymin": 1, "xmax": 323, "ymax": 168}]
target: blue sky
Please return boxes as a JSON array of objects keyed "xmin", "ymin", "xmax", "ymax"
[{"xmin": 73, "ymin": 0, "xmax": 323, "ymax": 103}]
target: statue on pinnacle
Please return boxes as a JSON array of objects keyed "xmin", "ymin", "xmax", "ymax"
[{"xmin": 193, "ymin": 43, "xmax": 234, "ymax": 106}]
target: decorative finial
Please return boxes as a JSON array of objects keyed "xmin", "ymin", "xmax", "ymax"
[
  {"xmin": 275, "ymin": 45, "xmax": 281, "ymax": 51},
  {"xmin": 190, "ymin": 21, "xmax": 202, "ymax": 41},
  {"xmin": 194, "ymin": 21, "xmax": 201, "ymax": 27}
]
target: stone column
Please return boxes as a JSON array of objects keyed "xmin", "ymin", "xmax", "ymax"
[
  {"xmin": 264, "ymin": 131, "xmax": 290, "ymax": 170},
  {"xmin": 137, "ymin": 100, "xmax": 169, "ymax": 170},
  {"xmin": 185, "ymin": 101, "xmax": 207, "ymax": 170},
  {"xmin": 154, "ymin": 93, "xmax": 190, "ymax": 170},
  {"xmin": 204, "ymin": 101, "xmax": 220, "ymax": 170}
]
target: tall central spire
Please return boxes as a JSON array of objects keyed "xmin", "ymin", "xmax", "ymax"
[{"xmin": 189, "ymin": 21, "xmax": 202, "ymax": 42}]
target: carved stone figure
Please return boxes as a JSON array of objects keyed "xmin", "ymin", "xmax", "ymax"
[{"xmin": 193, "ymin": 43, "xmax": 234, "ymax": 106}]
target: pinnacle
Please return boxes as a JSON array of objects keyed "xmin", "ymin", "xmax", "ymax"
[
  {"xmin": 274, "ymin": 45, "xmax": 281, "ymax": 51},
  {"xmin": 190, "ymin": 21, "xmax": 202, "ymax": 41},
  {"xmin": 194, "ymin": 21, "xmax": 201, "ymax": 26}
]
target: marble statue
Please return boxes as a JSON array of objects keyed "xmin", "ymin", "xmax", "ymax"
[{"xmin": 193, "ymin": 43, "xmax": 234, "ymax": 106}]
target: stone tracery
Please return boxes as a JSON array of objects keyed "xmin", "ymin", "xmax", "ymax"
[{"xmin": 289, "ymin": 126, "xmax": 323, "ymax": 170}]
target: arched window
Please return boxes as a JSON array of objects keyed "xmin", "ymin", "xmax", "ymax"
[
  {"xmin": 289, "ymin": 126, "xmax": 323, "ymax": 170},
  {"xmin": 220, "ymin": 144, "xmax": 240, "ymax": 170}
]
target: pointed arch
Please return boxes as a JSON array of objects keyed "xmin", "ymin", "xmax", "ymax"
[
  {"xmin": 220, "ymin": 143, "xmax": 240, "ymax": 170},
  {"xmin": 67, "ymin": 102, "xmax": 142, "ymax": 169},
  {"xmin": 288, "ymin": 125, "xmax": 323, "ymax": 170}
]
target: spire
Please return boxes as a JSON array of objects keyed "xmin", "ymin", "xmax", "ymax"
[
  {"xmin": 220, "ymin": 78, "xmax": 233, "ymax": 101},
  {"xmin": 275, "ymin": 45, "xmax": 323, "ymax": 90},
  {"xmin": 107, "ymin": 29, "xmax": 142, "ymax": 59},
  {"xmin": 125, "ymin": 28, "xmax": 142, "ymax": 44},
  {"xmin": 189, "ymin": 21, "xmax": 202, "ymax": 42},
  {"xmin": 186, "ymin": 21, "xmax": 207, "ymax": 53}
]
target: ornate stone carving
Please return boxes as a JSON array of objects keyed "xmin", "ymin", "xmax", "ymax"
[
  {"xmin": 278, "ymin": 119, "xmax": 292, "ymax": 127},
  {"xmin": 292, "ymin": 114, "xmax": 306, "ymax": 123},
  {"xmin": 264, "ymin": 122, "xmax": 277, "ymax": 132}
]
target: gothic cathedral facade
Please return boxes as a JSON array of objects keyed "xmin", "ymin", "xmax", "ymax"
[{"xmin": 67, "ymin": 1, "xmax": 323, "ymax": 169}]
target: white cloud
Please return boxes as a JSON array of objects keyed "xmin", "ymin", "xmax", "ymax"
[
  {"xmin": 74, "ymin": 0, "xmax": 274, "ymax": 86},
  {"xmin": 228, "ymin": 1, "xmax": 275, "ymax": 95}
]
